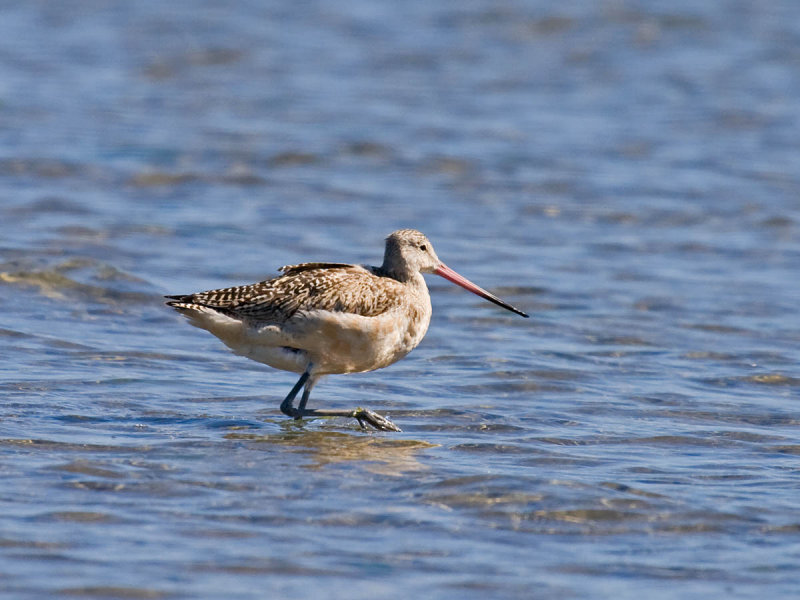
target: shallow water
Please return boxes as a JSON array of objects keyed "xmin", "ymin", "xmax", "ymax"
[{"xmin": 2, "ymin": 1, "xmax": 800, "ymax": 598}]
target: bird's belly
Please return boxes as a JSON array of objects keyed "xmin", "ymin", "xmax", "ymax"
[
  {"xmin": 179, "ymin": 308, "xmax": 310, "ymax": 373},
  {"xmin": 177, "ymin": 304, "xmax": 431, "ymax": 377},
  {"xmin": 234, "ymin": 340, "xmax": 310, "ymax": 373},
  {"xmin": 281, "ymin": 308, "xmax": 430, "ymax": 376}
]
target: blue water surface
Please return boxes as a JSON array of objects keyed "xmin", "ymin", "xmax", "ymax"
[{"xmin": 1, "ymin": 1, "xmax": 800, "ymax": 599}]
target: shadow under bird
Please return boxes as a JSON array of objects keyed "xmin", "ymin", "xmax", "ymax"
[{"xmin": 166, "ymin": 229, "xmax": 528, "ymax": 431}]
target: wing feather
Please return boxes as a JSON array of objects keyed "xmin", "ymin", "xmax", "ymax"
[{"xmin": 166, "ymin": 263, "xmax": 403, "ymax": 322}]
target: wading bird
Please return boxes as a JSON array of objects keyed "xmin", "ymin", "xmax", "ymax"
[{"xmin": 167, "ymin": 229, "xmax": 527, "ymax": 431}]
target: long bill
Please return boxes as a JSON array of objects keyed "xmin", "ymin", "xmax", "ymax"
[{"xmin": 434, "ymin": 263, "xmax": 529, "ymax": 318}]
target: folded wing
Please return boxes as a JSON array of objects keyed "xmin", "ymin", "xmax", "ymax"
[{"xmin": 166, "ymin": 262, "xmax": 404, "ymax": 323}]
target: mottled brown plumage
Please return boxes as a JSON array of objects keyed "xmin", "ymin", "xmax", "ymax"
[
  {"xmin": 167, "ymin": 263, "xmax": 408, "ymax": 322},
  {"xmin": 166, "ymin": 229, "xmax": 527, "ymax": 431}
]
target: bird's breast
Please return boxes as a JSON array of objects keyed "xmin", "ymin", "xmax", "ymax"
[
  {"xmin": 288, "ymin": 300, "xmax": 429, "ymax": 376},
  {"xmin": 270, "ymin": 278, "xmax": 430, "ymax": 376}
]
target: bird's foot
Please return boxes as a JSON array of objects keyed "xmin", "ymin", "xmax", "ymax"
[
  {"xmin": 350, "ymin": 407, "xmax": 402, "ymax": 432},
  {"xmin": 285, "ymin": 407, "xmax": 402, "ymax": 432}
]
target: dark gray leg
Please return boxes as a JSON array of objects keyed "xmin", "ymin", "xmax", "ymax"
[
  {"xmin": 296, "ymin": 376, "xmax": 315, "ymax": 414},
  {"xmin": 279, "ymin": 370, "xmax": 309, "ymax": 417},
  {"xmin": 279, "ymin": 367, "xmax": 402, "ymax": 432}
]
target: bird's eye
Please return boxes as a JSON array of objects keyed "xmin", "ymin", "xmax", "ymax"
[{"xmin": 420, "ymin": 244, "xmax": 427, "ymax": 252}]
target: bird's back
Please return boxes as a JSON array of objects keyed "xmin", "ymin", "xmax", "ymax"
[{"xmin": 166, "ymin": 262, "xmax": 412, "ymax": 322}]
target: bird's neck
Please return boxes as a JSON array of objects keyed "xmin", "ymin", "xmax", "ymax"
[
  {"xmin": 374, "ymin": 264, "xmax": 423, "ymax": 286},
  {"xmin": 376, "ymin": 259, "xmax": 409, "ymax": 282}
]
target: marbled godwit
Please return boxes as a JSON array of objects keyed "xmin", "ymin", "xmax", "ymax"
[{"xmin": 166, "ymin": 229, "xmax": 528, "ymax": 431}]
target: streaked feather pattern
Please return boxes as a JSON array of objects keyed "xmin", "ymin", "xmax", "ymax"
[{"xmin": 166, "ymin": 262, "xmax": 408, "ymax": 323}]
